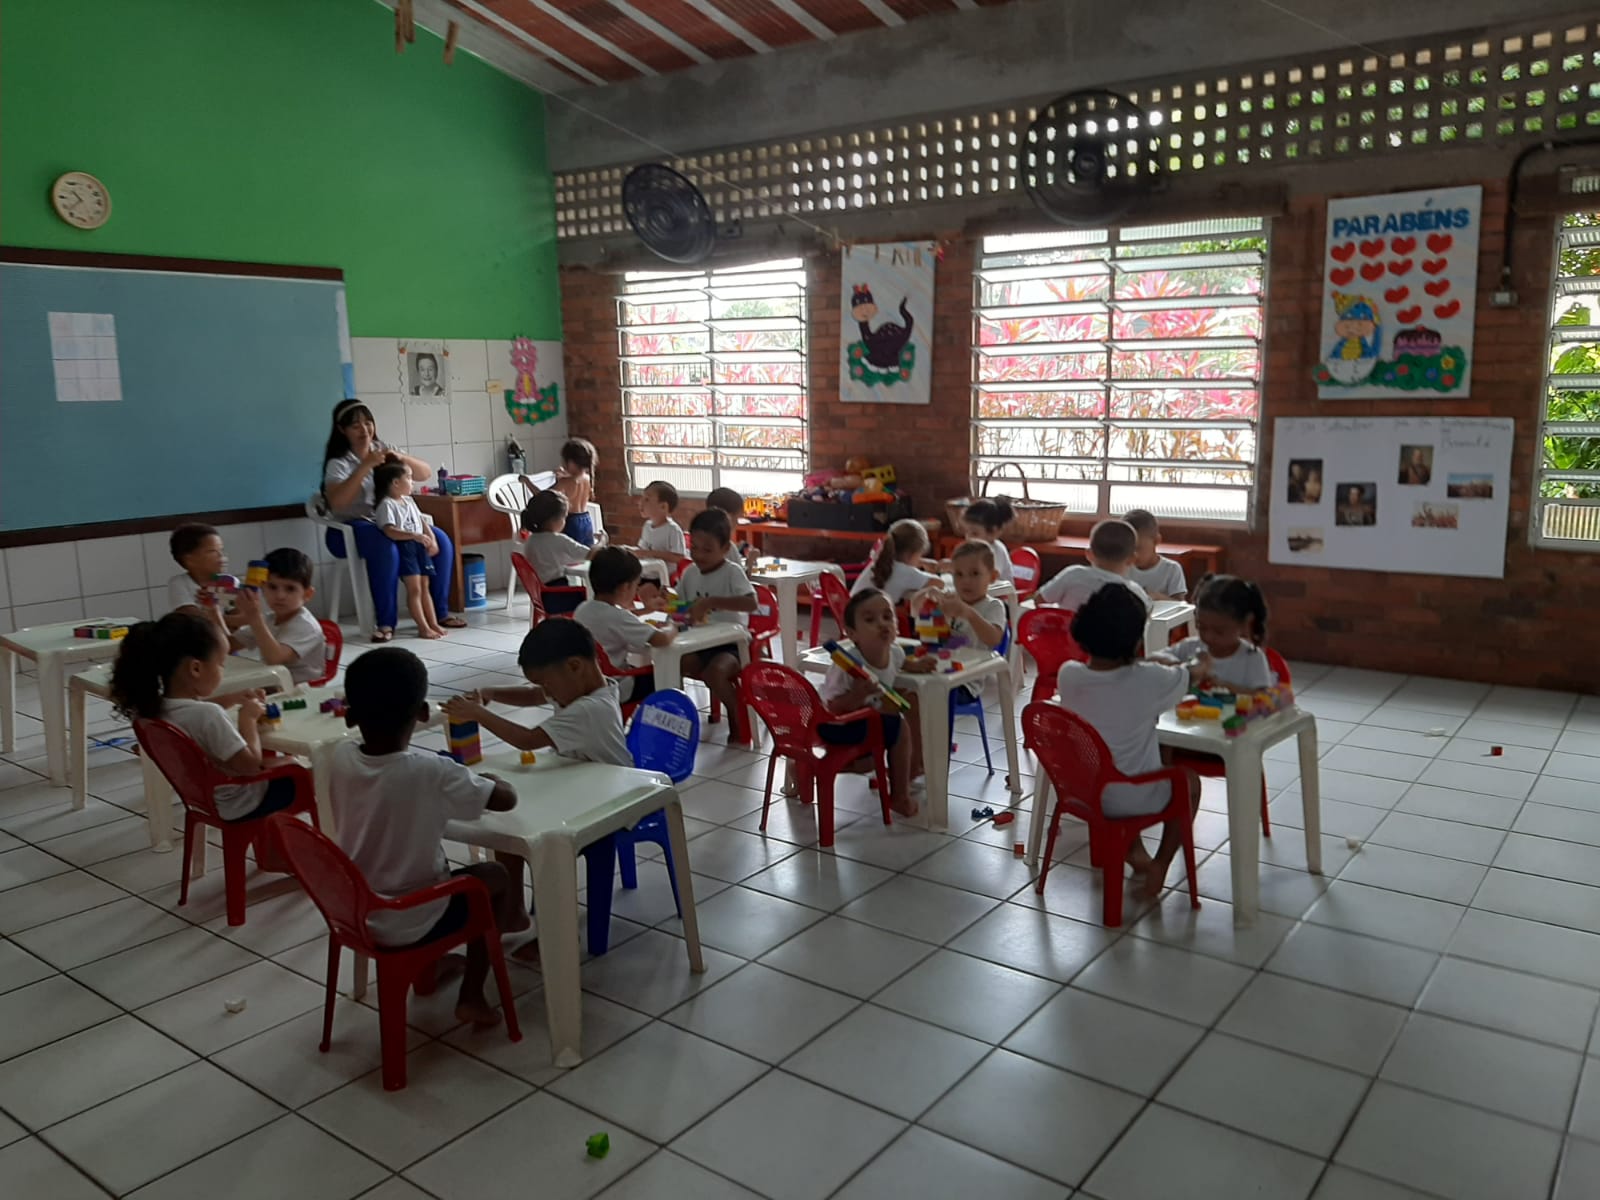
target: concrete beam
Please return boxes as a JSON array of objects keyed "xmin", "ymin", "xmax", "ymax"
[{"xmin": 546, "ymin": 0, "xmax": 1595, "ymax": 171}]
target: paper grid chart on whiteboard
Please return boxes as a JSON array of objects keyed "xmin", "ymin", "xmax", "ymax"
[
  {"xmin": 48, "ymin": 311, "xmax": 121, "ymax": 402},
  {"xmin": 1267, "ymin": 416, "xmax": 1514, "ymax": 579}
]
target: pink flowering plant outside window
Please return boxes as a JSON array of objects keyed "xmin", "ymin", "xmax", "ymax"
[
  {"xmin": 973, "ymin": 219, "xmax": 1269, "ymax": 522},
  {"xmin": 618, "ymin": 259, "xmax": 809, "ymax": 498}
]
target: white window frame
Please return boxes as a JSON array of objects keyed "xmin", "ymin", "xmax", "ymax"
[
  {"xmin": 617, "ymin": 258, "xmax": 809, "ymax": 498},
  {"xmin": 1532, "ymin": 213, "xmax": 1600, "ymax": 549},
  {"xmin": 971, "ymin": 218, "xmax": 1269, "ymax": 525}
]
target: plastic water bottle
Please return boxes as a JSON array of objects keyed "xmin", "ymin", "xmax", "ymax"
[{"xmin": 437, "ymin": 466, "xmax": 448, "ymax": 494}]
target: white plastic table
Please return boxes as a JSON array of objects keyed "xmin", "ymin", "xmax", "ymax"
[
  {"xmin": 648, "ymin": 621, "xmax": 752, "ymax": 692},
  {"xmin": 747, "ymin": 557, "xmax": 845, "ymax": 665},
  {"xmin": 0, "ymin": 619, "xmax": 142, "ymax": 788},
  {"xmin": 1023, "ymin": 702, "xmax": 1322, "ymax": 928},
  {"xmin": 566, "ymin": 558, "xmax": 671, "ymax": 592},
  {"xmin": 1147, "ymin": 600, "xmax": 1196, "ymax": 649},
  {"xmin": 71, "ymin": 658, "xmax": 293, "ymax": 812},
  {"xmin": 445, "ymin": 751, "xmax": 704, "ymax": 1066},
  {"xmin": 798, "ymin": 640, "xmax": 1021, "ymax": 832}
]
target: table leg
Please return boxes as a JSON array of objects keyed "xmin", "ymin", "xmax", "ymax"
[
  {"xmin": 653, "ymin": 647, "xmax": 684, "ymax": 692},
  {"xmin": 0, "ymin": 648, "xmax": 13, "ymax": 755},
  {"xmin": 1025, "ymin": 771, "xmax": 1051, "ymax": 867},
  {"xmin": 664, "ymin": 799, "xmax": 705, "ymax": 974},
  {"xmin": 1296, "ymin": 720, "xmax": 1323, "ymax": 875},
  {"xmin": 530, "ymin": 836, "xmax": 584, "ymax": 1068},
  {"xmin": 777, "ymin": 578, "xmax": 799, "ymax": 666},
  {"xmin": 142, "ymin": 753, "xmax": 175, "ymax": 851},
  {"xmin": 40, "ymin": 657, "xmax": 67, "ymax": 786},
  {"xmin": 1225, "ymin": 749, "xmax": 1265, "ymax": 928},
  {"xmin": 70, "ymin": 681, "xmax": 88, "ymax": 810},
  {"xmin": 998, "ymin": 672, "xmax": 1022, "ymax": 798},
  {"xmin": 917, "ymin": 690, "xmax": 951, "ymax": 832}
]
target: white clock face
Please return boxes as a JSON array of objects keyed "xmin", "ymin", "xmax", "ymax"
[{"xmin": 51, "ymin": 172, "xmax": 110, "ymax": 229}]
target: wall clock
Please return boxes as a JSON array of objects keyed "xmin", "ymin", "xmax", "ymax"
[{"xmin": 51, "ymin": 172, "xmax": 111, "ymax": 229}]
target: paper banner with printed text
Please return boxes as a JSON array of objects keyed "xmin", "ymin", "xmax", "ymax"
[{"xmin": 1313, "ymin": 185, "xmax": 1481, "ymax": 399}]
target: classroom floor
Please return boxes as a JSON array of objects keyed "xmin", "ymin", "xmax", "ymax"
[{"xmin": 1, "ymin": 602, "xmax": 1599, "ymax": 1200}]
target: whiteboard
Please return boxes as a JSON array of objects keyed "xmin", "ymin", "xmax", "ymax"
[{"xmin": 1267, "ymin": 417, "xmax": 1514, "ymax": 578}]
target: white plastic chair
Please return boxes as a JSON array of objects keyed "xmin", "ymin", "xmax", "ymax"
[
  {"xmin": 305, "ymin": 493, "xmax": 374, "ymax": 636},
  {"xmin": 487, "ymin": 472, "xmax": 551, "ymax": 611}
]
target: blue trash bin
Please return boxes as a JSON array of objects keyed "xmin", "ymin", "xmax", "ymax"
[{"xmin": 463, "ymin": 553, "xmax": 488, "ymax": 610}]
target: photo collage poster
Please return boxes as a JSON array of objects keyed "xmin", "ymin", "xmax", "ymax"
[{"xmin": 1268, "ymin": 416, "xmax": 1514, "ymax": 578}]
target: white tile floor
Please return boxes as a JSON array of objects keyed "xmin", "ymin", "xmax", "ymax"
[{"xmin": 2, "ymin": 604, "xmax": 1600, "ymax": 1198}]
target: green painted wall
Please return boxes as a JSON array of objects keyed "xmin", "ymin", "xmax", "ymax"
[{"xmin": 1, "ymin": 0, "xmax": 558, "ymax": 339}]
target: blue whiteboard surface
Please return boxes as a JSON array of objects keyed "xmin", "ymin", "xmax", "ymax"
[{"xmin": 0, "ymin": 260, "xmax": 346, "ymax": 531}]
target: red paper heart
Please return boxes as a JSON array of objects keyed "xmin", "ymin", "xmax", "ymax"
[
  {"xmin": 1424, "ymin": 279, "xmax": 1450, "ymax": 297},
  {"xmin": 1388, "ymin": 258, "xmax": 1413, "ymax": 276},
  {"xmin": 1391, "ymin": 236, "xmax": 1416, "ymax": 254},
  {"xmin": 1330, "ymin": 267, "xmax": 1356, "ymax": 286},
  {"xmin": 1360, "ymin": 239, "xmax": 1386, "ymax": 258},
  {"xmin": 1422, "ymin": 258, "xmax": 1448, "ymax": 275},
  {"xmin": 1434, "ymin": 299, "xmax": 1461, "ymax": 319},
  {"xmin": 1385, "ymin": 286, "xmax": 1410, "ymax": 303},
  {"xmin": 1360, "ymin": 262, "xmax": 1385, "ymax": 281},
  {"xmin": 1426, "ymin": 233, "xmax": 1453, "ymax": 253},
  {"xmin": 1398, "ymin": 305, "xmax": 1423, "ymax": 323},
  {"xmin": 1330, "ymin": 242, "xmax": 1357, "ymax": 263}
]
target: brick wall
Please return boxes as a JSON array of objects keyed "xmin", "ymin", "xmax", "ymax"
[{"xmin": 559, "ymin": 174, "xmax": 1594, "ymax": 690}]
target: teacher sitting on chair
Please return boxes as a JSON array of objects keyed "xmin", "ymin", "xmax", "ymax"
[{"xmin": 321, "ymin": 399, "xmax": 466, "ymax": 642}]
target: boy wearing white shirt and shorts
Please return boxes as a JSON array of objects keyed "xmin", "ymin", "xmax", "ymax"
[
  {"xmin": 574, "ymin": 547, "xmax": 676, "ymax": 705},
  {"xmin": 1038, "ymin": 519, "xmax": 1152, "ymax": 612},
  {"xmin": 675, "ymin": 509, "xmax": 758, "ymax": 744}
]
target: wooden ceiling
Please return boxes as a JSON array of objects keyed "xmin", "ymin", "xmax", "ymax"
[{"xmin": 445, "ymin": 0, "xmax": 1016, "ymax": 87}]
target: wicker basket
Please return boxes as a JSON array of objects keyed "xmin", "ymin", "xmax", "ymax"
[{"xmin": 945, "ymin": 463, "xmax": 1067, "ymax": 543}]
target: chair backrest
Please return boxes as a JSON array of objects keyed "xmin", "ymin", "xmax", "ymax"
[
  {"xmin": 268, "ymin": 814, "xmax": 383, "ymax": 954},
  {"xmin": 487, "ymin": 473, "xmax": 535, "ymax": 541},
  {"xmin": 1018, "ymin": 606, "xmax": 1087, "ymax": 703},
  {"xmin": 1264, "ymin": 646, "xmax": 1292, "ymax": 686},
  {"xmin": 133, "ymin": 718, "xmax": 227, "ymax": 820},
  {"xmin": 312, "ymin": 619, "xmax": 343, "ymax": 687},
  {"xmin": 305, "ymin": 492, "xmax": 352, "ymax": 532},
  {"xmin": 593, "ymin": 637, "xmax": 650, "ymax": 682},
  {"xmin": 670, "ymin": 557, "xmax": 690, "ymax": 585},
  {"xmin": 740, "ymin": 661, "xmax": 830, "ymax": 755},
  {"xmin": 510, "ymin": 553, "xmax": 547, "ymax": 623},
  {"xmin": 750, "ymin": 583, "xmax": 780, "ymax": 639},
  {"xmin": 1022, "ymin": 702, "xmax": 1121, "ymax": 822},
  {"xmin": 627, "ymin": 689, "xmax": 700, "ymax": 783},
  {"xmin": 1010, "ymin": 547, "xmax": 1042, "ymax": 598},
  {"xmin": 587, "ymin": 501, "xmax": 605, "ymax": 541},
  {"xmin": 818, "ymin": 571, "xmax": 852, "ymax": 630}
]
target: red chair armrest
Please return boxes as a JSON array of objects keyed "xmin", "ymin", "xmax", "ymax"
[
  {"xmin": 1122, "ymin": 765, "xmax": 1192, "ymax": 792},
  {"xmin": 372, "ymin": 873, "xmax": 493, "ymax": 923},
  {"xmin": 817, "ymin": 706, "xmax": 882, "ymax": 728},
  {"xmin": 232, "ymin": 759, "xmax": 312, "ymax": 787}
]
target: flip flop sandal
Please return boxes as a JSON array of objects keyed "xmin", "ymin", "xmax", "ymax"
[
  {"xmin": 440, "ymin": 615, "xmax": 468, "ymax": 628},
  {"xmin": 372, "ymin": 627, "xmax": 394, "ymax": 643}
]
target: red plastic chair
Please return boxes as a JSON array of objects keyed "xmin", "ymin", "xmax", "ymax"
[
  {"xmin": 1018, "ymin": 607, "xmax": 1089, "ymax": 706},
  {"xmin": 740, "ymin": 662, "xmax": 891, "ymax": 847},
  {"xmin": 1010, "ymin": 547, "xmax": 1042, "ymax": 600},
  {"xmin": 510, "ymin": 553, "xmax": 586, "ymax": 627},
  {"xmin": 670, "ymin": 558, "xmax": 691, "ymax": 586},
  {"xmin": 267, "ymin": 815, "xmax": 521, "ymax": 1091},
  {"xmin": 311, "ymin": 619, "xmax": 343, "ymax": 687},
  {"xmin": 806, "ymin": 570, "xmax": 853, "ymax": 647},
  {"xmin": 132, "ymin": 718, "xmax": 318, "ymax": 926},
  {"xmin": 750, "ymin": 583, "xmax": 780, "ymax": 660},
  {"xmin": 1171, "ymin": 647, "xmax": 1292, "ymax": 838},
  {"xmin": 1024, "ymin": 702, "xmax": 1200, "ymax": 927},
  {"xmin": 594, "ymin": 639, "xmax": 654, "ymax": 721}
]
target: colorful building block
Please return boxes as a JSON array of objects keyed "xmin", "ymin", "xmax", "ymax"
[
  {"xmin": 245, "ymin": 560, "xmax": 270, "ymax": 589},
  {"xmin": 281, "ymin": 697, "xmax": 307, "ymax": 711},
  {"xmin": 520, "ymin": 750, "xmax": 538, "ymax": 765},
  {"xmin": 447, "ymin": 720, "xmax": 483, "ymax": 765},
  {"xmin": 585, "ymin": 1133, "xmax": 610, "ymax": 1160}
]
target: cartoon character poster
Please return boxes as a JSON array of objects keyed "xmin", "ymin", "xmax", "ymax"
[
  {"xmin": 1313, "ymin": 185, "xmax": 1481, "ymax": 399},
  {"xmin": 841, "ymin": 241, "xmax": 935, "ymax": 405}
]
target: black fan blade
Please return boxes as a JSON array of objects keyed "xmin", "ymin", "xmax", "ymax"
[{"xmin": 622, "ymin": 164, "xmax": 717, "ymax": 265}]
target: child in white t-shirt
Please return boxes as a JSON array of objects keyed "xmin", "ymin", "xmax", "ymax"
[
  {"xmin": 960, "ymin": 498, "xmax": 1015, "ymax": 584},
  {"xmin": 852, "ymin": 518, "xmax": 941, "ymax": 606},
  {"xmin": 1121, "ymin": 509, "xmax": 1188, "ymax": 599},
  {"xmin": 574, "ymin": 548, "xmax": 675, "ymax": 704},
  {"xmin": 630, "ymin": 480, "xmax": 687, "ymax": 606},
  {"xmin": 230, "ymin": 548, "xmax": 328, "ymax": 685},
  {"xmin": 675, "ymin": 509, "xmax": 758, "ymax": 743},
  {"xmin": 1039, "ymin": 519, "xmax": 1152, "ymax": 611},
  {"xmin": 520, "ymin": 489, "xmax": 601, "ymax": 615},
  {"xmin": 1156, "ymin": 574, "xmax": 1274, "ymax": 692},
  {"xmin": 1054, "ymin": 583, "xmax": 1207, "ymax": 899},
  {"xmin": 165, "ymin": 523, "xmax": 237, "ymax": 618},
  {"xmin": 372, "ymin": 462, "xmax": 446, "ymax": 639},
  {"xmin": 820, "ymin": 588, "xmax": 935, "ymax": 816},
  {"xmin": 109, "ymin": 612, "xmax": 289, "ymax": 823},
  {"xmin": 332, "ymin": 647, "xmax": 521, "ymax": 1027}
]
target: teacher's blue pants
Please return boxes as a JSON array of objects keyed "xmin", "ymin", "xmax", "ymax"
[{"xmin": 325, "ymin": 521, "xmax": 455, "ymax": 629}]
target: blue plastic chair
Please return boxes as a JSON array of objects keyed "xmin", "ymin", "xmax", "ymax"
[
  {"xmin": 583, "ymin": 690, "xmax": 699, "ymax": 956},
  {"xmin": 948, "ymin": 626, "xmax": 1010, "ymax": 774}
]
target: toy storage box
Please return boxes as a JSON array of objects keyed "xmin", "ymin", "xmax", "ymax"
[{"xmin": 785, "ymin": 495, "xmax": 913, "ymax": 533}]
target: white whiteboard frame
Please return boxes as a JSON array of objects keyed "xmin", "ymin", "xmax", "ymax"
[{"xmin": 1267, "ymin": 416, "xmax": 1514, "ymax": 578}]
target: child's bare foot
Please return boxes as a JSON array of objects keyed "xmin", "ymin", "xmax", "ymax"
[
  {"xmin": 1126, "ymin": 842, "xmax": 1154, "ymax": 874},
  {"xmin": 511, "ymin": 936, "xmax": 541, "ymax": 964},
  {"xmin": 455, "ymin": 996, "xmax": 503, "ymax": 1028},
  {"xmin": 890, "ymin": 794, "xmax": 919, "ymax": 818},
  {"xmin": 431, "ymin": 623, "xmax": 450, "ymax": 637},
  {"xmin": 418, "ymin": 627, "xmax": 444, "ymax": 640},
  {"xmin": 1140, "ymin": 854, "xmax": 1175, "ymax": 900}
]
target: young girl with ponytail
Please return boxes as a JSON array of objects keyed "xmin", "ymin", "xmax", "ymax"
[{"xmin": 850, "ymin": 518, "xmax": 940, "ymax": 606}]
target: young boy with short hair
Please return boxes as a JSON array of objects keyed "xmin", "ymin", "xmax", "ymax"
[
  {"xmin": 331, "ymin": 646, "xmax": 522, "ymax": 1028},
  {"xmin": 574, "ymin": 548, "xmax": 675, "ymax": 705},
  {"xmin": 678, "ymin": 508, "xmax": 758, "ymax": 742},
  {"xmin": 705, "ymin": 486, "xmax": 759, "ymax": 570},
  {"xmin": 634, "ymin": 480, "xmax": 687, "ymax": 565},
  {"xmin": 230, "ymin": 548, "xmax": 328, "ymax": 685},
  {"xmin": 166, "ymin": 523, "xmax": 227, "ymax": 614},
  {"xmin": 1121, "ymin": 509, "xmax": 1187, "ymax": 600},
  {"xmin": 1038, "ymin": 519, "xmax": 1152, "ymax": 612}
]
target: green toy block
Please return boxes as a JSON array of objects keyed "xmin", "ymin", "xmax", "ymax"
[{"xmin": 585, "ymin": 1133, "xmax": 610, "ymax": 1159}]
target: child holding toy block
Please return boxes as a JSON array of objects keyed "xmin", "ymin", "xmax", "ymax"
[
  {"xmin": 1153, "ymin": 574, "xmax": 1273, "ymax": 691},
  {"xmin": 230, "ymin": 549, "xmax": 327, "ymax": 686},
  {"xmin": 575, "ymin": 548, "xmax": 675, "ymax": 705}
]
